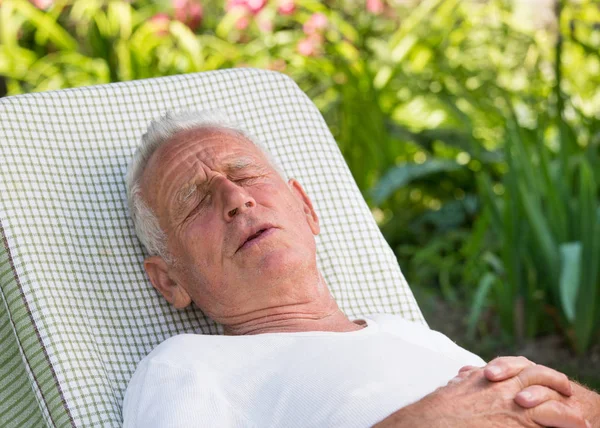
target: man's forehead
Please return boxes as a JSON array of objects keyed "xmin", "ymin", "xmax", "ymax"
[
  {"xmin": 141, "ymin": 127, "xmax": 266, "ymax": 206},
  {"xmin": 158, "ymin": 127, "xmax": 256, "ymax": 161},
  {"xmin": 145, "ymin": 128, "xmax": 263, "ymax": 181}
]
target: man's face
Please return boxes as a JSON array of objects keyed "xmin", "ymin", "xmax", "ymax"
[{"xmin": 140, "ymin": 127, "xmax": 320, "ymax": 322}]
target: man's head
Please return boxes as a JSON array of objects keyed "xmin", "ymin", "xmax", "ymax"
[{"xmin": 126, "ymin": 111, "xmax": 325, "ymax": 325}]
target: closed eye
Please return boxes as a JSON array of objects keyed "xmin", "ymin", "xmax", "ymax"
[
  {"xmin": 236, "ymin": 177, "xmax": 256, "ymax": 184},
  {"xmin": 185, "ymin": 193, "xmax": 209, "ymax": 220},
  {"xmin": 233, "ymin": 174, "xmax": 266, "ymax": 185}
]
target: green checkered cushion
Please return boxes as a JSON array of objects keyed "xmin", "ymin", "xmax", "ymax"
[{"xmin": 0, "ymin": 68, "xmax": 425, "ymax": 427}]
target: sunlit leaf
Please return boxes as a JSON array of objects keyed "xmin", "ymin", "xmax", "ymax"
[
  {"xmin": 559, "ymin": 242, "xmax": 582, "ymax": 322},
  {"xmin": 169, "ymin": 21, "xmax": 203, "ymax": 70},
  {"xmin": 8, "ymin": 0, "xmax": 77, "ymax": 50}
]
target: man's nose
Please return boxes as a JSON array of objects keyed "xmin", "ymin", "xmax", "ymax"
[{"xmin": 218, "ymin": 179, "xmax": 256, "ymax": 221}]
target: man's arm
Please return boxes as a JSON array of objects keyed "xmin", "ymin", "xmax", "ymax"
[{"xmin": 373, "ymin": 357, "xmax": 590, "ymax": 428}]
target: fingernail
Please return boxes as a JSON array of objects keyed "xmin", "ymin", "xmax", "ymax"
[
  {"xmin": 518, "ymin": 391, "xmax": 532, "ymax": 401},
  {"xmin": 487, "ymin": 366, "xmax": 502, "ymax": 376}
]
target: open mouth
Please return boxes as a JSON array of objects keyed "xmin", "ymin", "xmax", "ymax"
[
  {"xmin": 246, "ymin": 228, "xmax": 267, "ymax": 242},
  {"xmin": 237, "ymin": 227, "xmax": 275, "ymax": 252}
]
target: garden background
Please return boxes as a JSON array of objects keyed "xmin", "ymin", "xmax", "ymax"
[{"xmin": 1, "ymin": 0, "xmax": 598, "ymax": 386}]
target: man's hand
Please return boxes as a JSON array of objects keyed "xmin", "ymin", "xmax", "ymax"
[
  {"xmin": 373, "ymin": 359, "xmax": 588, "ymax": 428},
  {"xmin": 482, "ymin": 356, "xmax": 600, "ymax": 427}
]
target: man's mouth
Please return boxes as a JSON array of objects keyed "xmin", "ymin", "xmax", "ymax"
[
  {"xmin": 237, "ymin": 226, "xmax": 276, "ymax": 252},
  {"xmin": 247, "ymin": 228, "xmax": 267, "ymax": 242}
]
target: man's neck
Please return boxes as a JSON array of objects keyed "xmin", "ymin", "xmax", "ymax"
[
  {"xmin": 212, "ymin": 270, "xmax": 365, "ymax": 335},
  {"xmin": 222, "ymin": 307, "xmax": 365, "ymax": 336}
]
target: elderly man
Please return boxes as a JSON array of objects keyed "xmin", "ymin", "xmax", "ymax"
[{"xmin": 123, "ymin": 110, "xmax": 599, "ymax": 428}]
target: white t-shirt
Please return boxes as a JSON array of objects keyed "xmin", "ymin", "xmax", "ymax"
[{"xmin": 123, "ymin": 314, "xmax": 485, "ymax": 428}]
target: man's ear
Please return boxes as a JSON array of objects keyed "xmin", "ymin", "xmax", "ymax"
[
  {"xmin": 288, "ymin": 178, "xmax": 320, "ymax": 235},
  {"xmin": 144, "ymin": 256, "xmax": 192, "ymax": 309}
]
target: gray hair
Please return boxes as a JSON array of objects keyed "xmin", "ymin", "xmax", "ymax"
[{"xmin": 125, "ymin": 110, "xmax": 286, "ymax": 262}]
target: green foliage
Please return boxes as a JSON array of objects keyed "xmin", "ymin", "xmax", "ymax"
[
  {"xmin": 1, "ymin": 0, "xmax": 599, "ymax": 351},
  {"xmin": 479, "ymin": 111, "xmax": 600, "ymax": 353}
]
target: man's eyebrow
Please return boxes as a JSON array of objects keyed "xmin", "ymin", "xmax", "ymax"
[
  {"xmin": 174, "ymin": 157, "xmax": 255, "ymax": 208},
  {"xmin": 178, "ymin": 183, "xmax": 197, "ymax": 204},
  {"xmin": 170, "ymin": 184, "xmax": 199, "ymax": 220},
  {"xmin": 225, "ymin": 156, "xmax": 253, "ymax": 172}
]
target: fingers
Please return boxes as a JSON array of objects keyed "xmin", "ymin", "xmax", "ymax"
[
  {"xmin": 448, "ymin": 365, "xmax": 481, "ymax": 384},
  {"xmin": 516, "ymin": 365, "xmax": 572, "ymax": 397},
  {"xmin": 483, "ymin": 356, "xmax": 572, "ymax": 397},
  {"xmin": 484, "ymin": 356, "xmax": 534, "ymax": 381},
  {"xmin": 528, "ymin": 400, "xmax": 589, "ymax": 428},
  {"xmin": 516, "ymin": 385, "xmax": 568, "ymax": 408}
]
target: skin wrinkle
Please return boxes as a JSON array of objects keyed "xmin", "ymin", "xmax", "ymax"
[
  {"xmin": 134, "ymin": 123, "xmax": 600, "ymax": 427},
  {"xmin": 140, "ymin": 126, "xmax": 363, "ymax": 335},
  {"xmin": 155, "ymin": 141, "xmax": 265, "ymax": 234},
  {"xmin": 176, "ymin": 156, "xmax": 254, "ymax": 207}
]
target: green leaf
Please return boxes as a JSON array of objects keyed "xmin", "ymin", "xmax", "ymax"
[
  {"xmin": 536, "ymin": 141, "xmax": 568, "ymax": 242},
  {"xmin": 467, "ymin": 272, "xmax": 496, "ymax": 339},
  {"xmin": 170, "ymin": 21, "xmax": 203, "ymax": 70},
  {"xmin": 0, "ymin": 45, "xmax": 38, "ymax": 78},
  {"xmin": 215, "ymin": 8, "xmax": 246, "ymax": 40},
  {"xmin": 108, "ymin": 1, "xmax": 132, "ymax": 40},
  {"xmin": 372, "ymin": 160, "xmax": 462, "ymax": 204},
  {"xmin": 8, "ymin": 0, "xmax": 77, "ymax": 50},
  {"xmin": 387, "ymin": 123, "xmax": 502, "ymax": 163},
  {"xmin": 574, "ymin": 161, "xmax": 599, "ymax": 352},
  {"xmin": 477, "ymin": 174, "xmax": 502, "ymax": 234},
  {"xmin": 411, "ymin": 195, "xmax": 478, "ymax": 231},
  {"xmin": 517, "ymin": 180, "xmax": 560, "ymax": 286},
  {"xmin": 559, "ymin": 242, "xmax": 582, "ymax": 322},
  {"xmin": 334, "ymin": 40, "xmax": 360, "ymax": 63}
]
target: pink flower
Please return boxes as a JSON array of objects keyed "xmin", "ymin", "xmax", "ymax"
[
  {"xmin": 366, "ymin": 0, "xmax": 384, "ymax": 14},
  {"xmin": 303, "ymin": 13, "xmax": 327, "ymax": 36},
  {"xmin": 245, "ymin": 0, "xmax": 266, "ymax": 14},
  {"xmin": 30, "ymin": 0, "xmax": 53, "ymax": 9},
  {"xmin": 226, "ymin": 0, "xmax": 266, "ymax": 15},
  {"xmin": 149, "ymin": 13, "xmax": 171, "ymax": 36},
  {"xmin": 297, "ymin": 38, "xmax": 315, "ymax": 56},
  {"xmin": 277, "ymin": 0, "xmax": 295, "ymax": 15},
  {"xmin": 257, "ymin": 15, "xmax": 273, "ymax": 32},
  {"xmin": 226, "ymin": 0, "xmax": 246, "ymax": 10},
  {"xmin": 173, "ymin": 0, "xmax": 203, "ymax": 32},
  {"xmin": 298, "ymin": 34, "xmax": 324, "ymax": 57},
  {"xmin": 235, "ymin": 15, "xmax": 250, "ymax": 30}
]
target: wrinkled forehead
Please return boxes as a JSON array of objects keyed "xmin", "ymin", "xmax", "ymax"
[
  {"xmin": 140, "ymin": 127, "xmax": 269, "ymax": 207},
  {"xmin": 145, "ymin": 127, "xmax": 267, "ymax": 181},
  {"xmin": 154, "ymin": 127, "xmax": 258, "ymax": 166}
]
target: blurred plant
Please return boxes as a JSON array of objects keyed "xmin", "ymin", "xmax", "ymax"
[
  {"xmin": 0, "ymin": 0, "xmax": 599, "ymax": 351},
  {"xmin": 464, "ymin": 1, "xmax": 600, "ymax": 354},
  {"xmin": 174, "ymin": 0, "xmax": 203, "ymax": 31},
  {"xmin": 478, "ymin": 106, "xmax": 600, "ymax": 353}
]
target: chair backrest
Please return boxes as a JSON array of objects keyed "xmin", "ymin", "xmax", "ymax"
[{"xmin": 0, "ymin": 68, "xmax": 425, "ymax": 427}]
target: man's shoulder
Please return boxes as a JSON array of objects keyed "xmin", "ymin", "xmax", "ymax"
[
  {"xmin": 140, "ymin": 333, "xmax": 220, "ymax": 369},
  {"xmin": 365, "ymin": 313, "xmax": 430, "ymax": 334},
  {"xmin": 149, "ymin": 333, "xmax": 199, "ymax": 356}
]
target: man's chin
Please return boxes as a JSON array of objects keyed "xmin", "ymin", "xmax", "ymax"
[{"xmin": 238, "ymin": 246, "xmax": 310, "ymax": 277}]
